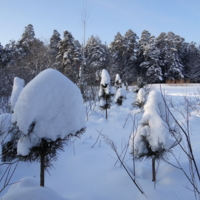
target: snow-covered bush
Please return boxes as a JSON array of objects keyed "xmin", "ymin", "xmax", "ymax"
[
  {"xmin": 130, "ymin": 90, "xmax": 181, "ymax": 181},
  {"xmin": 134, "ymin": 88, "xmax": 146, "ymax": 108},
  {"xmin": 10, "ymin": 68, "xmax": 85, "ymax": 186},
  {"xmin": 134, "ymin": 77, "xmax": 146, "ymax": 93},
  {"xmin": 114, "ymin": 88, "xmax": 126, "ymax": 106},
  {"xmin": 10, "ymin": 77, "xmax": 25, "ymax": 112},
  {"xmin": 99, "ymin": 69, "xmax": 112, "ymax": 119},
  {"xmin": 114, "ymin": 74, "xmax": 122, "ymax": 90}
]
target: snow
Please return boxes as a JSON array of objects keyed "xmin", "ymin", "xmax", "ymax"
[
  {"xmin": 100, "ymin": 69, "xmax": 110, "ymax": 85},
  {"xmin": 12, "ymin": 68, "xmax": 85, "ymax": 155},
  {"xmin": 10, "ymin": 77, "xmax": 24, "ymax": 112},
  {"xmin": 1, "ymin": 177, "xmax": 67, "ymax": 200},
  {"xmin": 1, "ymin": 83, "xmax": 200, "ymax": 200}
]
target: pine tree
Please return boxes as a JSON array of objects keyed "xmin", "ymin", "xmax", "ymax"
[
  {"xmin": 56, "ymin": 30, "xmax": 83, "ymax": 83},
  {"xmin": 138, "ymin": 30, "xmax": 152, "ymax": 78},
  {"xmin": 49, "ymin": 30, "xmax": 61, "ymax": 58},
  {"xmin": 124, "ymin": 29, "xmax": 139, "ymax": 83},
  {"xmin": 155, "ymin": 32, "xmax": 184, "ymax": 82},
  {"xmin": 182, "ymin": 42, "xmax": 200, "ymax": 82},
  {"xmin": 84, "ymin": 36, "xmax": 108, "ymax": 85},
  {"xmin": 140, "ymin": 36, "xmax": 163, "ymax": 83},
  {"xmin": 110, "ymin": 32, "xmax": 125, "ymax": 81}
]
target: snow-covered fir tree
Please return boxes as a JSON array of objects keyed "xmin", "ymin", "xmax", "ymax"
[
  {"xmin": 99, "ymin": 69, "xmax": 111, "ymax": 119},
  {"xmin": 123, "ymin": 29, "xmax": 139, "ymax": 83},
  {"xmin": 114, "ymin": 74, "xmax": 122, "ymax": 90},
  {"xmin": 49, "ymin": 30, "xmax": 61, "ymax": 59},
  {"xmin": 183, "ymin": 42, "xmax": 200, "ymax": 82},
  {"xmin": 138, "ymin": 30, "xmax": 152, "ymax": 77},
  {"xmin": 140, "ymin": 36, "xmax": 163, "ymax": 83},
  {"xmin": 10, "ymin": 69, "xmax": 85, "ymax": 187},
  {"xmin": 134, "ymin": 87, "xmax": 146, "ymax": 108},
  {"xmin": 84, "ymin": 35, "xmax": 108, "ymax": 85},
  {"xmin": 114, "ymin": 88, "xmax": 126, "ymax": 106},
  {"xmin": 56, "ymin": 30, "xmax": 83, "ymax": 83},
  {"xmin": 155, "ymin": 32, "xmax": 184, "ymax": 82},
  {"xmin": 130, "ymin": 90, "xmax": 181, "ymax": 181},
  {"xmin": 110, "ymin": 32, "xmax": 125, "ymax": 81}
]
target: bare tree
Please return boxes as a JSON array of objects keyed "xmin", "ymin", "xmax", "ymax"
[
  {"xmin": 160, "ymin": 86, "xmax": 200, "ymax": 199},
  {"xmin": 80, "ymin": 1, "xmax": 90, "ymax": 57}
]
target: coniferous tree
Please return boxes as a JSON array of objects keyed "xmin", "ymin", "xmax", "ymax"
[
  {"xmin": 138, "ymin": 30, "xmax": 152, "ymax": 77},
  {"xmin": 130, "ymin": 90, "xmax": 182, "ymax": 182},
  {"xmin": 155, "ymin": 32, "xmax": 184, "ymax": 82},
  {"xmin": 114, "ymin": 74, "xmax": 122, "ymax": 90},
  {"xmin": 123, "ymin": 29, "xmax": 139, "ymax": 83},
  {"xmin": 49, "ymin": 30, "xmax": 61, "ymax": 59},
  {"xmin": 99, "ymin": 69, "xmax": 111, "ymax": 119},
  {"xmin": 110, "ymin": 32, "xmax": 125, "ymax": 81},
  {"xmin": 56, "ymin": 30, "xmax": 83, "ymax": 83},
  {"xmin": 84, "ymin": 35, "xmax": 108, "ymax": 85},
  {"xmin": 9, "ymin": 69, "xmax": 85, "ymax": 187},
  {"xmin": 140, "ymin": 36, "xmax": 163, "ymax": 83},
  {"xmin": 183, "ymin": 42, "xmax": 200, "ymax": 82}
]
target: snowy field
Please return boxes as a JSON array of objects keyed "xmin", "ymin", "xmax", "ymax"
[{"xmin": 1, "ymin": 83, "xmax": 200, "ymax": 200}]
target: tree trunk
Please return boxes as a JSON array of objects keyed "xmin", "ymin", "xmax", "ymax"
[
  {"xmin": 152, "ymin": 156, "xmax": 156, "ymax": 182},
  {"xmin": 106, "ymin": 97, "xmax": 108, "ymax": 119},
  {"xmin": 40, "ymin": 140, "xmax": 45, "ymax": 187}
]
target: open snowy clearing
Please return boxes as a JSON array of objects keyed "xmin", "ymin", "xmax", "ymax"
[{"xmin": 1, "ymin": 84, "xmax": 200, "ymax": 200}]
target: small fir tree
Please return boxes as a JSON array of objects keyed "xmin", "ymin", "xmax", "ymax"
[
  {"xmin": 114, "ymin": 88, "xmax": 126, "ymax": 106},
  {"xmin": 130, "ymin": 90, "xmax": 181, "ymax": 182},
  {"xmin": 10, "ymin": 69, "xmax": 85, "ymax": 187},
  {"xmin": 99, "ymin": 69, "xmax": 111, "ymax": 119},
  {"xmin": 114, "ymin": 74, "xmax": 122, "ymax": 90}
]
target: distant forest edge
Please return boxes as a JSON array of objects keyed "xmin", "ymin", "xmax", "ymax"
[{"xmin": 1, "ymin": 24, "xmax": 200, "ymax": 97}]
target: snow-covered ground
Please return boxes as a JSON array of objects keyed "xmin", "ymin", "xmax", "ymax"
[{"xmin": 1, "ymin": 84, "xmax": 200, "ymax": 200}]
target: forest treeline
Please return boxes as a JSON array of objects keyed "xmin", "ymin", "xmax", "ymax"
[{"xmin": 1, "ymin": 24, "xmax": 200, "ymax": 97}]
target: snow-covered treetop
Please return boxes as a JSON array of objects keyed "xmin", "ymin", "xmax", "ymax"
[
  {"xmin": 10, "ymin": 77, "xmax": 25, "ymax": 112},
  {"xmin": 20, "ymin": 24, "xmax": 35, "ymax": 42},
  {"xmin": 12, "ymin": 69, "xmax": 85, "ymax": 142},
  {"xmin": 100, "ymin": 69, "xmax": 110, "ymax": 86}
]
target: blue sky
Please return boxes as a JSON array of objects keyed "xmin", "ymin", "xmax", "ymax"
[{"xmin": 0, "ymin": 0, "xmax": 200, "ymax": 46}]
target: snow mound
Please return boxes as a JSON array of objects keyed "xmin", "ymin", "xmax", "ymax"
[
  {"xmin": 12, "ymin": 68, "xmax": 85, "ymax": 155},
  {"xmin": 1, "ymin": 177, "xmax": 67, "ymax": 200},
  {"xmin": 115, "ymin": 74, "xmax": 121, "ymax": 83}
]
